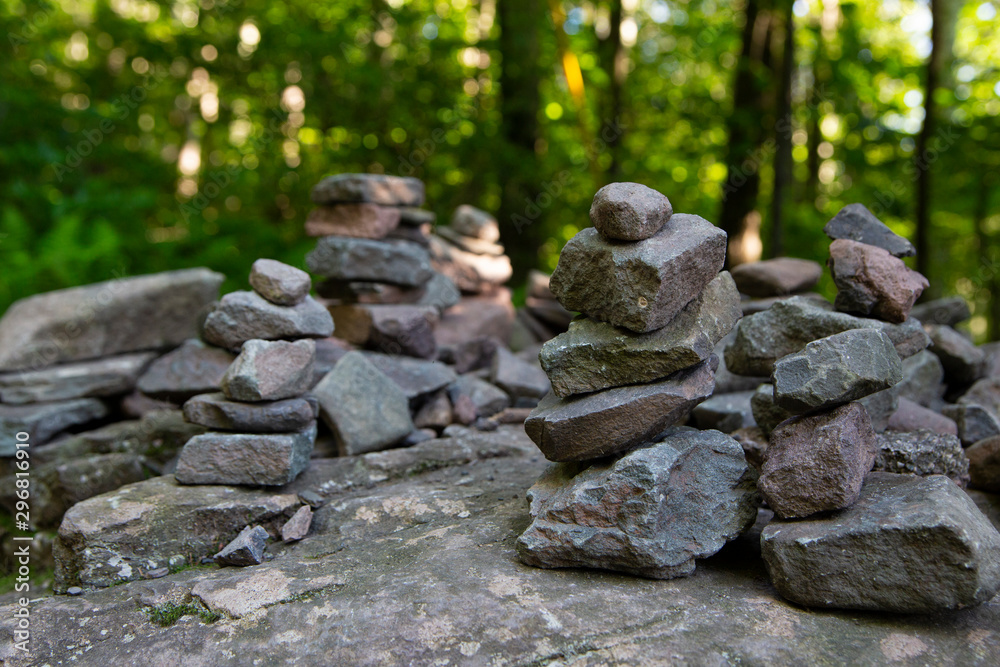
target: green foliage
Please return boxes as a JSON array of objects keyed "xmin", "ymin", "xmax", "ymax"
[{"xmin": 144, "ymin": 602, "xmax": 220, "ymax": 627}]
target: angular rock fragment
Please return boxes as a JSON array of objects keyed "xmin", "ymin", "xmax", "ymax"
[
  {"xmin": 925, "ymin": 324, "xmax": 986, "ymax": 385},
  {"xmin": 221, "ymin": 339, "xmax": 315, "ymax": 402},
  {"xmin": 413, "ymin": 390, "xmax": 453, "ymax": 430},
  {"xmin": 368, "ymin": 305, "xmax": 438, "ymax": 359},
  {"xmin": 772, "ymin": 329, "xmax": 902, "ymax": 414},
  {"xmin": 136, "ymin": 340, "xmax": 235, "ymax": 401},
  {"xmin": 0, "ymin": 352, "xmax": 156, "ymax": 405},
  {"xmin": 762, "ymin": 473, "xmax": 1000, "ymax": 612},
  {"xmin": 363, "ymin": 353, "xmax": 457, "ymax": 403},
  {"xmin": 281, "ymin": 506, "xmax": 313, "ymax": 543},
  {"xmin": 304, "ymin": 203, "xmax": 401, "ymax": 239},
  {"xmin": 214, "ymin": 525, "xmax": 269, "ymax": 567},
  {"xmin": 311, "ymin": 173, "xmax": 425, "ymax": 206},
  {"xmin": 549, "ymin": 215, "xmax": 726, "ymax": 333},
  {"xmin": 541, "ymin": 272, "xmax": 740, "ymax": 397},
  {"xmin": 448, "ymin": 375, "xmax": 511, "ymax": 419},
  {"xmin": 490, "ymin": 348, "xmax": 550, "ymax": 403},
  {"xmin": 0, "ymin": 399, "xmax": 109, "ymax": 454},
  {"xmin": 943, "ymin": 403, "xmax": 1000, "ymax": 446},
  {"xmin": 966, "ymin": 436, "xmax": 1000, "ymax": 492},
  {"xmin": 174, "ymin": 423, "xmax": 317, "ymax": 486},
  {"xmin": 873, "ymin": 430, "xmax": 969, "ymax": 486},
  {"xmin": 730, "ymin": 258, "xmax": 823, "ymax": 298},
  {"xmin": 857, "ymin": 385, "xmax": 900, "ymax": 433},
  {"xmin": 828, "ymin": 239, "xmax": 928, "ymax": 323},
  {"xmin": 524, "ymin": 359, "xmax": 715, "ymax": 461},
  {"xmin": 588, "ymin": 182, "xmax": 672, "ymax": 241},
  {"xmin": 750, "ymin": 384, "xmax": 792, "ymax": 437},
  {"xmin": 450, "ymin": 205, "xmax": 500, "ymax": 242},
  {"xmin": 249, "ymin": 259, "xmax": 312, "ymax": 306},
  {"xmin": 202, "ymin": 291, "xmax": 334, "ymax": 350},
  {"xmin": 731, "ymin": 426, "xmax": 768, "ymax": 472},
  {"xmin": 897, "ymin": 349, "xmax": 946, "ymax": 408},
  {"xmin": 306, "ymin": 237, "xmax": 434, "ymax": 287},
  {"xmin": 183, "ymin": 393, "xmax": 318, "ymax": 433},
  {"xmin": 823, "ymin": 203, "xmax": 916, "ymax": 257},
  {"xmin": 517, "ymin": 428, "xmax": 758, "ymax": 579},
  {"xmin": 434, "ymin": 289, "xmax": 515, "ymax": 347},
  {"xmin": 692, "ymin": 391, "xmax": 756, "ymax": 433},
  {"xmin": 911, "ymin": 297, "xmax": 971, "ymax": 327},
  {"xmin": 759, "ymin": 402, "xmax": 876, "ymax": 519}
]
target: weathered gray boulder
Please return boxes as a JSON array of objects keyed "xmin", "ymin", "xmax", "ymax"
[
  {"xmin": 202, "ymin": 291, "xmax": 334, "ymax": 350},
  {"xmin": 911, "ymin": 296, "xmax": 971, "ymax": 327},
  {"xmin": 692, "ymin": 391, "xmax": 756, "ymax": 433},
  {"xmin": 730, "ymin": 258, "xmax": 823, "ymax": 298},
  {"xmin": 541, "ymin": 272, "xmax": 740, "ymax": 397},
  {"xmin": 450, "ymin": 204, "xmax": 500, "ymax": 242},
  {"xmin": 174, "ymin": 422, "xmax": 316, "ymax": 486},
  {"xmin": 588, "ymin": 182, "xmax": 672, "ymax": 241},
  {"xmin": 490, "ymin": 347, "xmax": 550, "ymax": 402},
  {"xmin": 249, "ymin": 259, "xmax": 311, "ymax": 306},
  {"xmin": 772, "ymin": 329, "xmax": 902, "ymax": 414},
  {"xmin": 214, "ymin": 525, "xmax": 269, "ymax": 567},
  {"xmin": 313, "ymin": 352, "xmax": 414, "ymax": 455},
  {"xmin": 304, "ymin": 203, "xmax": 401, "ymax": 239},
  {"xmin": 517, "ymin": 428, "xmax": 758, "ymax": 579},
  {"xmin": 221, "ymin": 339, "xmax": 315, "ymax": 402},
  {"xmin": 0, "ymin": 399, "xmax": 109, "ymax": 454},
  {"xmin": 0, "ymin": 352, "xmax": 155, "ymax": 404},
  {"xmin": 944, "ymin": 403, "xmax": 1000, "ymax": 446},
  {"xmin": 137, "ymin": 339, "xmax": 235, "ymax": 401},
  {"xmin": 549, "ymin": 214, "xmax": 727, "ymax": 333},
  {"xmin": 183, "ymin": 393, "xmax": 317, "ymax": 433},
  {"xmin": 307, "ymin": 236, "xmax": 434, "ymax": 287},
  {"xmin": 897, "ymin": 349, "xmax": 946, "ymax": 407},
  {"xmin": 0, "ymin": 268, "xmax": 224, "ymax": 371},
  {"xmin": 967, "ymin": 436, "xmax": 1000, "ymax": 492},
  {"xmin": 759, "ymin": 402, "xmax": 876, "ymax": 518},
  {"xmin": 761, "ymin": 473, "xmax": 1000, "ymax": 612},
  {"xmin": 874, "ymin": 429, "xmax": 969, "ymax": 486},
  {"xmin": 823, "ymin": 203, "xmax": 916, "ymax": 257},
  {"xmin": 311, "ymin": 173, "xmax": 425, "ymax": 206},
  {"xmin": 724, "ymin": 296, "xmax": 928, "ymax": 376},
  {"xmin": 926, "ymin": 324, "xmax": 986, "ymax": 385},
  {"xmin": 525, "ymin": 359, "xmax": 715, "ymax": 461}
]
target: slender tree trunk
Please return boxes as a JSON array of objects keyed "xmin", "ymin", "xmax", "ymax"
[
  {"xmin": 600, "ymin": 0, "xmax": 625, "ymax": 180},
  {"xmin": 769, "ymin": 0, "xmax": 794, "ymax": 258},
  {"xmin": 915, "ymin": 0, "xmax": 942, "ymax": 282}
]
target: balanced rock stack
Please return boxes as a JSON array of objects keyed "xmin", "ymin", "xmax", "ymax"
[
  {"xmin": 305, "ymin": 174, "xmax": 460, "ymax": 360},
  {"xmin": 175, "ymin": 260, "xmax": 329, "ymax": 486},
  {"xmin": 516, "ymin": 182, "xmax": 759, "ymax": 578}
]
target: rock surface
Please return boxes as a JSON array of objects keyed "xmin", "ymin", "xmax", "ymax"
[
  {"xmin": 967, "ymin": 436, "xmax": 1000, "ymax": 492},
  {"xmin": 758, "ymin": 402, "xmax": 876, "ymax": 519},
  {"xmin": 304, "ymin": 203, "xmax": 401, "ymax": 239},
  {"xmin": 450, "ymin": 205, "xmax": 500, "ymax": 242},
  {"xmin": 0, "ymin": 268, "xmax": 223, "ymax": 371},
  {"xmin": 873, "ymin": 430, "xmax": 970, "ymax": 486},
  {"xmin": 887, "ymin": 396, "xmax": 958, "ymax": 436},
  {"xmin": 281, "ymin": 505, "xmax": 313, "ymax": 543},
  {"xmin": 428, "ymin": 236, "xmax": 513, "ymax": 293},
  {"xmin": 174, "ymin": 423, "xmax": 317, "ymax": 486},
  {"xmin": 541, "ymin": 272, "xmax": 740, "ymax": 397},
  {"xmin": 692, "ymin": 391, "xmax": 756, "ymax": 433},
  {"xmin": 926, "ymin": 323, "xmax": 986, "ymax": 385},
  {"xmin": 202, "ymin": 291, "xmax": 334, "ymax": 350},
  {"xmin": 762, "ymin": 472, "xmax": 1000, "ymax": 612},
  {"xmin": 588, "ymin": 181, "xmax": 672, "ymax": 241},
  {"xmin": 897, "ymin": 349, "xmax": 946, "ymax": 407},
  {"xmin": 829, "ymin": 239, "xmax": 928, "ymax": 323},
  {"xmin": 771, "ymin": 329, "xmax": 902, "ymax": 414},
  {"xmin": 136, "ymin": 340, "xmax": 235, "ymax": 401},
  {"xmin": 311, "ymin": 173, "xmax": 425, "ymax": 206},
  {"xmin": 220, "ymin": 339, "xmax": 315, "ymax": 402},
  {"xmin": 248, "ymin": 259, "xmax": 311, "ymax": 306},
  {"xmin": 944, "ymin": 403, "xmax": 1000, "ymax": 446},
  {"xmin": 0, "ymin": 399, "xmax": 109, "ymax": 454},
  {"xmin": 549, "ymin": 214, "xmax": 727, "ymax": 333},
  {"xmin": 525, "ymin": 359, "xmax": 715, "ymax": 461},
  {"xmin": 214, "ymin": 526, "xmax": 269, "ymax": 567},
  {"xmin": 823, "ymin": 203, "xmax": 916, "ymax": 257},
  {"xmin": 911, "ymin": 296, "xmax": 972, "ymax": 327},
  {"xmin": 730, "ymin": 258, "xmax": 823, "ymax": 298},
  {"xmin": 518, "ymin": 428, "xmax": 758, "ymax": 579},
  {"xmin": 306, "ymin": 237, "xmax": 434, "ymax": 287},
  {"xmin": 750, "ymin": 384, "xmax": 792, "ymax": 436},
  {"xmin": 183, "ymin": 393, "xmax": 317, "ymax": 433},
  {"xmin": 0, "ymin": 352, "xmax": 155, "ymax": 404},
  {"xmin": 489, "ymin": 347, "xmax": 550, "ymax": 402}
]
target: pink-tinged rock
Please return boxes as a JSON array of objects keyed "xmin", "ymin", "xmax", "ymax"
[
  {"xmin": 281, "ymin": 505, "xmax": 313, "ymax": 543},
  {"xmin": 828, "ymin": 239, "xmax": 929, "ymax": 323},
  {"xmin": 589, "ymin": 182, "xmax": 673, "ymax": 241},
  {"xmin": 730, "ymin": 257, "xmax": 823, "ymax": 298},
  {"xmin": 759, "ymin": 402, "xmax": 877, "ymax": 519},
  {"xmin": 305, "ymin": 203, "xmax": 402, "ymax": 239},
  {"xmin": 434, "ymin": 289, "xmax": 515, "ymax": 347},
  {"xmin": 221, "ymin": 339, "xmax": 315, "ymax": 402},
  {"xmin": 887, "ymin": 397, "xmax": 958, "ymax": 436},
  {"xmin": 966, "ymin": 436, "xmax": 1000, "ymax": 492},
  {"xmin": 311, "ymin": 173, "xmax": 425, "ymax": 206},
  {"xmin": 249, "ymin": 259, "xmax": 312, "ymax": 306}
]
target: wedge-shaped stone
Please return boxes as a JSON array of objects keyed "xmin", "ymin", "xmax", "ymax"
[
  {"xmin": 762, "ymin": 473, "xmax": 1000, "ymax": 612},
  {"xmin": 137, "ymin": 340, "xmax": 234, "ymax": 401},
  {"xmin": 249, "ymin": 259, "xmax": 311, "ymax": 306},
  {"xmin": 524, "ymin": 359, "xmax": 715, "ymax": 461},
  {"xmin": 221, "ymin": 339, "xmax": 315, "ymax": 402},
  {"xmin": 311, "ymin": 173, "xmax": 425, "ymax": 206},
  {"xmin": 541, "ymin": 272, "xmax": 740, "ymax": 397},
  {"xmin": 183, "ymin": 393, "xmax": 317, "ymax": 433},
  {"xmin": 203, "ymin": 291, "xmax": 334, "ymax": 350},
  {"xmin": 829, "ymin": 239, "xmax": 928, "ymax": 323},
  {"xmin": 306, "ymin": 237, "xmax": 434, "ymax": 287},
  {"xmin": 549, "ymin": 214, "xmax": 727, "ymax": 333},
  {"xmin": 174, "ymin": 422, "xmax": 317, "ymax": 486},
  {"xmin": 823, "ymin": 203, "xmax": 915, "ymax": 257},
  {"xmin": 517, "ymin": 428, "xmax": 758, "ymax": 579}
]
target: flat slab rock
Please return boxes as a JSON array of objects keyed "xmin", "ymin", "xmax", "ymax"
[
  {"xmin": 730, "ymin": 257, "xmax": 823, "ymax": 298},
  {"xmin": 762, "ymin": 472, "xmax": 1000, "ymax": 612},
  {"xmin": 307, "ymin": 236, "xmax": 434, "ymax": 288},
  {"xmin": 0, "ymin": 352, "xmax": 156, "ymax": 404},
  {"xmin": 174, "ymin": 423, "xmax": 317, "ymax": 486},
  {"xmin": 136, "ymin": 339, "xmax": 235, "ymax": 401},
  {"xmin": 305, "ymin": 203, "xmax": 401, "ymax": 240},
  {"xmin": 823, "ymin": 203, "xmax": 916, "ymax": 257},
  {"xmin": 311, "ymin": 173, "xmax": 425, "ymax": 206},
  {"xmin": 183, "ymin": 392, "xmax": 318, "ymax": 433},
  {"xmin": 541, "ymin": 272, "xmax": 740, "ymax": 397},
  {"xmin": 874, "ymin": 429, "xmax": 970, "ymax": 486},
  {"xmin": 0, "ymin": 399, "xmax": 109, "ymax": 454},
  {"xmin": 549, "ymin": 214, "xmax": 727, "ymax": 333},
  {"xmin": 202, "ymin": 291, "xmax": 334, "ymax": 351},
  {"xmin": 8, "ymin": 426, "xmax": 998, "ymax": 666},
  {"xmin": 517, "ymin": 428, "xmax": 758, "ymax": 579}
]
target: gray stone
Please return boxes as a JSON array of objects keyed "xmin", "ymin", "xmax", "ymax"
[
  {"xmin": 368, "ymin": 305, "xmax": 438, "ymax": 359},
  {"xmin": 0, "ymin": 399, "xmax": 109, "ymax": 454},
  {"xmin": 428, "ymin": 235, "xmax": 512, "ymax": 293},
  {"xmin": 525, "ymin": 359, "xmax": 715, "ymax": 462},
  {"xmin": 518, "ymin": 428, "xmax": 758, "ymax": 579},
  {"xmin": 761, "ymin": 473, "xmax": 1000, "ymax": 612},
  {"xmin": 730, "ymin": 258, "xmax": 823, "ymax": 298},
  {"xmin": 313, "ymin": 352, "xmax": 414, "ymax": 456},
  {"xmin": 943, "ymin": 403, "xmax": 1000, "ymax": 446},
  {"xmin": 363, "ymin": 353, "xmax": 457, "ymax": 403},
  {"xmin": 281, "ymin": 506, "xmax": 313, "ymax": 543},
  {"xmin": 490, "ymin": 347, "xmax": 550, "ymax": 402},
  {"xmin": 541, "ymin": 272, "xmax": 741, "ymax": 397},
  {"xmin": 960, "ymin": 377, "xmax": 1000, "ymax": 417},
  {"xmin": 926, "ymin": 324, "xmax": 986, "ymax": 385},
  {"xmin": 433, "ymin": 289, "xmax": 515, "ymax": 347},
  {"xmin": 823, "ymin": 203, "xmax": 916, "ymax": 257},
  {"xmin": 693, "ymin": 391, "xmax": 756, "ymax": 433},
  {"xmin": 873, "ymin": 430, "xmax": 969, "ymax": 486},
  {"xmin": 0, "ymin": 268, "xmax": 224, "ymax": 371},
  {"xmin": 750, "ymin": 384, "xmax": 792, "ymax": 437},
  {"xmin": 588, "ymin": 181, "xmax": 672, "ymax": 241},
  {"xmin": 856, "ymin": 384, "xmax": 900, "ymax": 433},
  {"xmin": 434, "ymin": 225, "xmax": 505, "ymax": 256},
  {"xmin": 183, "ymin": 393, "xmax": 318, "ymax": 433},
  {"xmin": 447, "ymin": 375, "xmax": 510, "ymax": 418},
  {"xmin": 450, "ymin": 204, "xmax": 500, "ymax": 242},
  {"xmin": 713, "ymin": 332, "xmax": 769, "ymax": 393},
  {"xmin": 0, "ymin": 352, "xmax": 155, "ymax": 404},
  {"xmin": 772, "ymin": 329, "xmax": 902, "ymax": 414},
  {"xmin": 967, "ymin": 436, "xmax": 1000, "ymax": 492},
  {"xmin": 311, "ymin": 173, "xmax": 425, "ymax": 206},
  {"xmin": 740, "ymin": 292, "xmax": 830, "ymax": 316},
  {"xmin": 911, "ymin": 297, "xmax": 971, "ymax": 327},
  {"xmin": 450, "ymin": 336, "xmax": 500, "ymax": 374},
  {"xmin": 137, "ymin": 339, "xmax": 235, "ymax": 401},
  {"xmin": 175, "ymin": 423, "xmax": 317, "ymax": 486},
  {"xmin": 549, "ymin": 214, "xmax": 727, "ymax": 333},
  {"xmin": 413, "ymin": 390, "xmax": 453, "ymax": 430},
  {"xmin": 759, "ymin": 402, "xmax": 876, "ymax": 519},
  {"xmin": 214, "ymin": 526, "xmax": 269, "ymax": 567},
  {"xmin": 414, "ymin": 272, "xmax": 462, "ymax": 312},
  {"xmin": 249, "ymin": 259, "xmax": 311, "ymax": 306},
  {"xmin": 731, "ymin": 426, "xmax": 768, "ymax": 471},
  {"xmin": 221, "ymin": 339, "xmax": 315, "ymax": 402},
  {"xmin": 306, "ymin": 237, "xmax": 434, "ymax": 287},
  {"xmin": 897, "ymin": 349, "xmax": 946, "ymax": 407},
  {"xmin": 202, "ymin": 291, "xmax": 334, "ymax": 350},
  {"xmin": 887, "ymin": 396, "xmax": 958, "ymax": 436},
  {"xmin": 304, "ymin": 203, "xmax": 401, "ymax": 239},
  {"xmin": 829, "ymin": 239, "xmax": 929, "ymax": 323},
  {"xmin": 724, "ymin": 296, "xmax": 929, "ymax": 376}
]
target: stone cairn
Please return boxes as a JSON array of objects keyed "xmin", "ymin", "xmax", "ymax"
[
  {"xmin": 516, "ymin": 182, "xmax": 760, "ymax": 578},
  {"xmin": 175, "ymin": 259, "xmax": 330, "ymax": 488},
  {"xmin": 723, "ymin": 203, "xmax": 1000, "ymax": 612}
]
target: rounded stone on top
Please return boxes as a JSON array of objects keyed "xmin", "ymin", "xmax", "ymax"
[
  {"xmin": 249, "ymin": 259, "xmax": 311, "ymax": 306},
  {"xmin": 589, "ymin": 182, "xmax": 673, "ymax": 241}
]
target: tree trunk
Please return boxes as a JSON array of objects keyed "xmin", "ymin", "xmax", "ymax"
[
  {"xmin": 599, "ymin": 0, "xmax": 625, "ymax": 180},
  {"xmin": 914, "ymin": 0, "xmax": 942, "ymax": 283},
  {"xmin": 769, "ymin": 0, "xmax": 794, "ymax": 258}
]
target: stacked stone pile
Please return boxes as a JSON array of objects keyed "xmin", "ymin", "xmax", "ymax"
[
  {"xmin": 510, "ymin": 270, "xmax": 574, "ymax": 351},
  {"xmin": 175, "ymin": 260, "xmax": 327, "ymax": 486},
  {"xmin": 516, "ymin": 182, "xmax": 759, "ymax": 578},
  {"xmin": 730, "ymin": 256, "xmax": 826, "ymax": 315}
]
